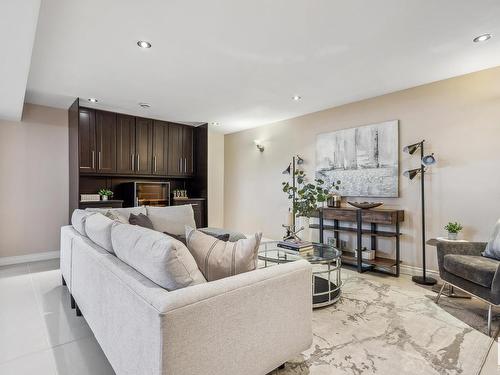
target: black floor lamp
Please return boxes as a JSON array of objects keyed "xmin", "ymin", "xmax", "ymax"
[{"xmin": 403, "ymin": 140, "xmax": 437, "ymax": 286}]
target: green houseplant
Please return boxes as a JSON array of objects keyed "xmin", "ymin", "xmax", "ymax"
[
  {"xmin": 444, "ymin": 222, "xmax": 463, "ymax": 240},
  {"xmin": 98, "ymin": 188, "xmax": 113, "ymax": 201}
]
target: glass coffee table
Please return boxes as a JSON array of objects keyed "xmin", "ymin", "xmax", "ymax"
[{"xmin": 258, "ymin": 241, "xmax": 342, "ymax": 308}]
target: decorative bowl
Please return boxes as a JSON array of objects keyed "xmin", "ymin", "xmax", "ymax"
[{"xmin": 347, "ymin": 201, "xmax": 383, "ymax": 209}]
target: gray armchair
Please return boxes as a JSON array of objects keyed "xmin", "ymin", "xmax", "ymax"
[{"xmin": 435, "ymin": 241, "xmax": 500, "ymax": 335}]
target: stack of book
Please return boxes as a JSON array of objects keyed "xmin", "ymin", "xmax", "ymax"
[{"xmin": 277, "ymin": 240, "xmax": 314, "ymax": 255}]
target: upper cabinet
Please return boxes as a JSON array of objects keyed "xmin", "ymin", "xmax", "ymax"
[{"xmin": 77, "ymin": 106, "xmax": 195, "ymax": 177}]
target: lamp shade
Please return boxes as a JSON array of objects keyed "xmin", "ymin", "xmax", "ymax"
[
  {"xmin": 403, "ymin": 141, "xmax": 423, "ymax": 155},
  {"xmin": 421, "ymin": 153, "xmax": 436, "ymax": 167},
  {"xmin": 296, "ymin": 155, "xmax": 304, "ymax": 165},
  {"xmin": 403, "ymin": 168, "xmax": 421, "ymax": 180},
  {"xmin": 282, "ymin": 163, "xmax": 291, "ymax": 174}
]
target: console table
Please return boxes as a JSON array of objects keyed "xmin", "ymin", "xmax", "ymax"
[{"xmin": 311, "ymin": 207, "xmax": 404, "ymax": 276}]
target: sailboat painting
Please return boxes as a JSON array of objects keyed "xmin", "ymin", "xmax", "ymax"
[{"xmin": 316, "ymin": 120, "xmax": 399, "ymax": 197}]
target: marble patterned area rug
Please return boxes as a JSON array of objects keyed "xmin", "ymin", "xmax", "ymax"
[{"xmin": 279, "ymin": 270, "xmax": 497, "ymax": 375}]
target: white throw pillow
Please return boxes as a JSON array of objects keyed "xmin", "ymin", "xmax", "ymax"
[
  {"xmin": 185, "ymin": 226, "xmax": 262, "ymax": 282},
  {"xmin": 85, "ymin": 213, "xmax": 115, "ymax": 253},
  {"xmin": 147, "ymin": 205, "xmax": 196, "ymax": 235},
  {"xmin": 86, "ymin": 206, "xmax": 147, "ymax": 220},
  {"xmin": 483, "ymin": 219, "xmax": 500, "ymax": 260},
  {"xmin": 71, "ymin": 209, "xmax": 95, "ymax": 236},
  {"xmin": 111, "ymin": 223, "xmax": 206, "ymax": 291}
]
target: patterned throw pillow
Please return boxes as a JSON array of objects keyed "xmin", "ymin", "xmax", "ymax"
[{"xmin": 185, "ymin": 226, "xmax": 262, "ymax": 281}]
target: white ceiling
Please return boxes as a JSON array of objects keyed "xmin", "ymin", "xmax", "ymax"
[
  {"xmin": 0, "ymin": 0, "xmax": 40, "ymax": 121},
  {"xmin": 24, "ymin": 0, "xmax": 500, "ymax": 133}
]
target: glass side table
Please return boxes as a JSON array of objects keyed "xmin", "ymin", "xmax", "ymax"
[{"xmin": 258, "ymin": 241, "xmax": 342, "ymax": 308}]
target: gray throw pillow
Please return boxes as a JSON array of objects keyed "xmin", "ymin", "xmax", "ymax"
[
  {"xmin": 164, "ymin": 231, "xmax": 229, "ymax": 245},
  {"xmin": 129, "ymin": 213, "xmax": 154, "ymax": 230},
  {"xmin": 482, "ymin": 219, "xmax": 500, "ymax": 260}
]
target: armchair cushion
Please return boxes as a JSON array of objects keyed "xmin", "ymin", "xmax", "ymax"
[{"xmin": 444, "ymin": 254, "xmax": 499, "ymax": 288}]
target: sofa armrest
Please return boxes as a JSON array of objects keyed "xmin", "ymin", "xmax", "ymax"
[
  {"xmin": 436, "ymin": 242, "xmax": 487, "ymax": 273},
  {"xmin": 158, "ymin": 260, "xmax": 313, "ymax": 375}
]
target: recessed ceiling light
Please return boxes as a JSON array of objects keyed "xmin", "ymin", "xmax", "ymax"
[
  {"xmin": 210, "ymin": 122, "xmax": 220, "ymax": 126},
  {"xmin": 139, "ymin": 103, "xmax": 150, "ymax": 108},
  {"xmin": 473, "ymin": 33, "xmax": 492, "ymax": 43},
  {"xmin": 292, "ymin": 95, "xmax": 302, "ymax": 101},
  {"xmin": 88, "ymin": 98, "xmax": 98, "ymax": 103},
  {"xmin": 137, "ymin": 40, "xmax": 152, "ymax": 49}
]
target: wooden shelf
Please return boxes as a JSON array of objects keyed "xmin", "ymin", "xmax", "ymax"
[
  {"xmin": 341, "ymin": 251, "xmax": 400, "ymax": 268},
  {"xmin": 310, "ymin": 224, "xmax": 400, "ymax": 237}
]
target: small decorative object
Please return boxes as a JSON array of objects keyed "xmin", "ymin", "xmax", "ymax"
[
  {"xmin": 173, "ymin": 189, "xmax": 189, "ymax": 200},
  {"xmin": 347, "ymin": 201, "xmax": 383, "ymax": 209},
  {"xmin": 326, "ymin": 181, "xmax": 342, "ymax": 207},
  {"xmin": 444, "ymin": 222, "xmax": 463, "ymax": 240},
  {"xmin": 253, "ymin": 140, "xmax": 264, "ymax": 152},
  {"xmin": 356, "ymin": 247, "xmax": 376, "ymax": 260},
  {"xmin": 98, "ymin": 189, "xmax": 113, "ymax": 201},
  {"xmin": 327, "ymin": 237, "xmax": 337, "ymax": 248},
  {"xmin": 316, "ymin": 120, "xmax": 399, "ymax": 197},
  {"xmin": 80, "ymin": 194, "xmax": 100, "ymax": 202}
]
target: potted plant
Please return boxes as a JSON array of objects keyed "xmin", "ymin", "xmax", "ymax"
[
  {"xmin": 282, "ymin": 170, "xmax": 340, "ymax": 240},
  {"xmin": 444, "ymin": 222, "xmax": 463, "ymax": 240},
  {"xmin": 98, "ymin": 189, "xmax": 113, "ymax": 201}
]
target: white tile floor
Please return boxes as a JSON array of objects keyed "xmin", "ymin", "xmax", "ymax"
[{"xmin": 0, "ymin": 259, "xmax": 498, "ymax": 374}]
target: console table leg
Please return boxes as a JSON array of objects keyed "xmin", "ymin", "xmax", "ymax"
[
  {"xmin": 356, "ymin": 210, "xmax": 362, "ymax": 273},
  {"xmin": 395, "ymin": 221, "xmax": 400, "ymax": 277}
]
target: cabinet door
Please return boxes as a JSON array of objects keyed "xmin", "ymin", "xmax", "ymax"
[
  {"xmin": 152, "ymin": 121, "xmax": 168, "ymax": 175},
  {"xmin": 116, "ymin": 114, "xmax": 136, "ymax": 174},
  {"xmin": 78, "ymin": 108, "xmax": 96, "ymax": 172},
  {"xmin": 167, "ymin": 123, "xmax": 183, "ymax": 176},
  {"xmin": 182, "ymin": 126, "xmax": 194, "ymax": 175},
  {"xmin": 95, "ymin": 110, "xmax": 117, "ymax": 173},
  {"xmin": 135, "ymin": 118, "xmax": 153, "ymax": 174}
]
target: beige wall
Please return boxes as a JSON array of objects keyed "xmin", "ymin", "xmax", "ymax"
[
  {"xmin": 0, "ymin": 104, "xmax": 68, "ymax": 258},
  {"xmin": 224, "ymin": 66, "xmax": 500, "ymax": 271},
  {"xmin": 208, "ymin": 130, "xmax": 224, "ymax": 227}
]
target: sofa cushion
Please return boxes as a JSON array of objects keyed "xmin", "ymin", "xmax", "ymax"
[
  {"xmin": 147, "ymin": 205, "xmax": 196, "ymax": 235},
  {"xmin": 444, "ymin": 254, "xmax": 499, "ymax": 288},
  {"xmin": 483, "ymin": 219, "xmax": 500, "ymax": 260},
  {"xmin": 85, "ymin": 213, "xmax": 115, "ymax": 253},
  {"xmin": 71, "ymin": 209, "xmax": 95, "ymax": 236},
  {"xmin": 185, "ymin": 226, "xmax": 262, "ymax": 282},
  {"xmin": 111, "ymin": 223, "xmax": 206, "ymax": 291},
  {"xmin": 129, "ymin": 213, "xmax": 154, "ymax": 229},
  {"xmin": 86, "ymin": 206, "xmax": 147, "ymax": 220},
  {"xmin": 104, "ymin": 210, "xmax": 129, "ymax": 224}
]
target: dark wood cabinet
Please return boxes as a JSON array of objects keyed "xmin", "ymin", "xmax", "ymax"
[
  {"xmin": 135, "ymin": 118, "xmax": 153, "ymax": 174},
  {"xmin": 183, "ymin": 126, "xmax": 194, "ymax": 175},
  {"xmin": 78, "ymin": 108, "xmax": 96, "ymax": 172},
  {"xmin": 167, "ymin": 123, "xmax": 194, "ymax": 176},
  {"xmin": 116, "ymin": 114, "xmax": 136, "ymax": 174},
  {"xmin": 95, "ymin": 110, "xmax": 117, "ymax": 173},
  {"xmin": 152, "ymin": 121, "xmax": 169, "ymax": 175},
  {"xmin": 173, "ymin": 198, "xmax": 206, "ymax": 227}
]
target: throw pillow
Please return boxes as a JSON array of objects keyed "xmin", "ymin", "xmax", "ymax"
[
  {"xmin": 85, "ymin": 213, "xmax": 115, "ymax": 253},
  {"xmin": 86, "ymin": 206, "xmax": 147, "ymax": 220},
  {"xmin": 104, "ymin": 210, "xmax": 129, "ymax": 224},
  {"xmin": 198, "ymin": 227, "xmax": 246, "ymax": 242},
  {"xmin": 147, "ymin": 205, "xmax": 196, "ymax": 235},
  {"xmin": 185, "ymin": 226, "xmax": 262, "ymax": 281},
  {"xmin": 483, "ymin": 219, "xmax": 500, "ymax": 260},
  {"xmin": 164, "ymin": 231, "xmax": 230, "ymax": 245},
  {"xmin": 71, "ymin": 209, "xmax": 95, "ymax": 236},
  {"xmin": 129, "ymin": 213, "xmax": 154, "ymax": 229},
  {"xmin": 111, "ymin": 223, "xmax": 206, "ymax": 291}
]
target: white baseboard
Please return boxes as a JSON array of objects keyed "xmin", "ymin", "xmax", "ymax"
[
  {"xmin": 0, "ymin": 251, "xmax": 60, "ymax": 266},
  {"xmin": 400, "ymin": 264, "xmax": 440, "ymax": 280}
]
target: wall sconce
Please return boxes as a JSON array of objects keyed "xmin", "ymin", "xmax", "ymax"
[{"xmin": 254, "ymin": 140, "xmax": 264, "ymax": 152}]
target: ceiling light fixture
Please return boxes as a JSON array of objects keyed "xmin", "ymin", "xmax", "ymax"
[
  {"xmin": 210, "ymin": 122, "xmax": 220, "ymax": 126},
  {"xmin": 139, "ymin": 103, "xmax": 150, "ymax": 108},
  {"xmin": 473, "ymin": 33, "xmax": 492, "ymax": 43},
  {"xmin": 292, "ymin": 95, "xmax": 302, "ymax": 101},
  {"xmin": 88, "ymin": 98, "xmax": 98, "ymax": 103},
  {"xmin": 137, "ymin": 40, "xmax": 152, "ymax": 49}
]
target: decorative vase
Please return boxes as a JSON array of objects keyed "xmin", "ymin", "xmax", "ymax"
[
  {"xmin": 448, "ymin": 232, "xmax": 458, "ymax": 240},
  {"xmin": 296, "ymin": 216, "xmax": 311, "ymax": 241},
  {"xmin": 102, "ymin": 195, "xmax": 108, "ymax": 201},
  {"xmin": 327, "ymin": 194, "xmax": 341, "ymax": 208}
]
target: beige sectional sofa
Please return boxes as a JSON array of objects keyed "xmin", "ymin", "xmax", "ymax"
[{"xmin": 60, "ymin": 206, "xmax": 312, "ymax": 375}]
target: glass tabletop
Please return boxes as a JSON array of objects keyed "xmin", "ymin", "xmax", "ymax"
[{"xmin": 258, "ymin": 241, "xmax": 341, "ymax": 264}]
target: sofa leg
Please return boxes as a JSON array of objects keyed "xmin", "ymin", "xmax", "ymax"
[
  {"xmin": 62, "ymin": 275, "xmax": 66, "ymax": 286},
  {"xmin": 70, "ymin": 294, "xmax": 76, "ymax": 309},
  {"xmin": 75, "ymin": 303, "xmax": 82, "ymax": 317},
  {"xmin": 435, "ymin": 283, "xmax": 446, "ymax": 304},
  {"xmin": 278, "ymin": 364, "xmax": 285, "ymax": 370},
  {"xmin": 488, "ymin": 304, "xmax": 492, "ymax": 337}
]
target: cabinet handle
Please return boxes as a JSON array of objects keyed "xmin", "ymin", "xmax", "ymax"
[
  {"xmin": 91, "ymin": 151, "xmax": 95, "ymax": 169},
  {"xmin": 137, "ymin": 154, "xmax": 140, "ymax": 172},
  {"xmin": 184, "ymin": 157, "xmax": 187, "ymax": 173},
  {"xmin": 153, "ymin": 156, "xmax": 157, "ymax": 173},
  {"xmin": 131, "ymin": 154, "xmax": 135, "ymax": 171},
  {"xmin": 98, "ymin": 151, "xmax": 101, "ymax": 170}
]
